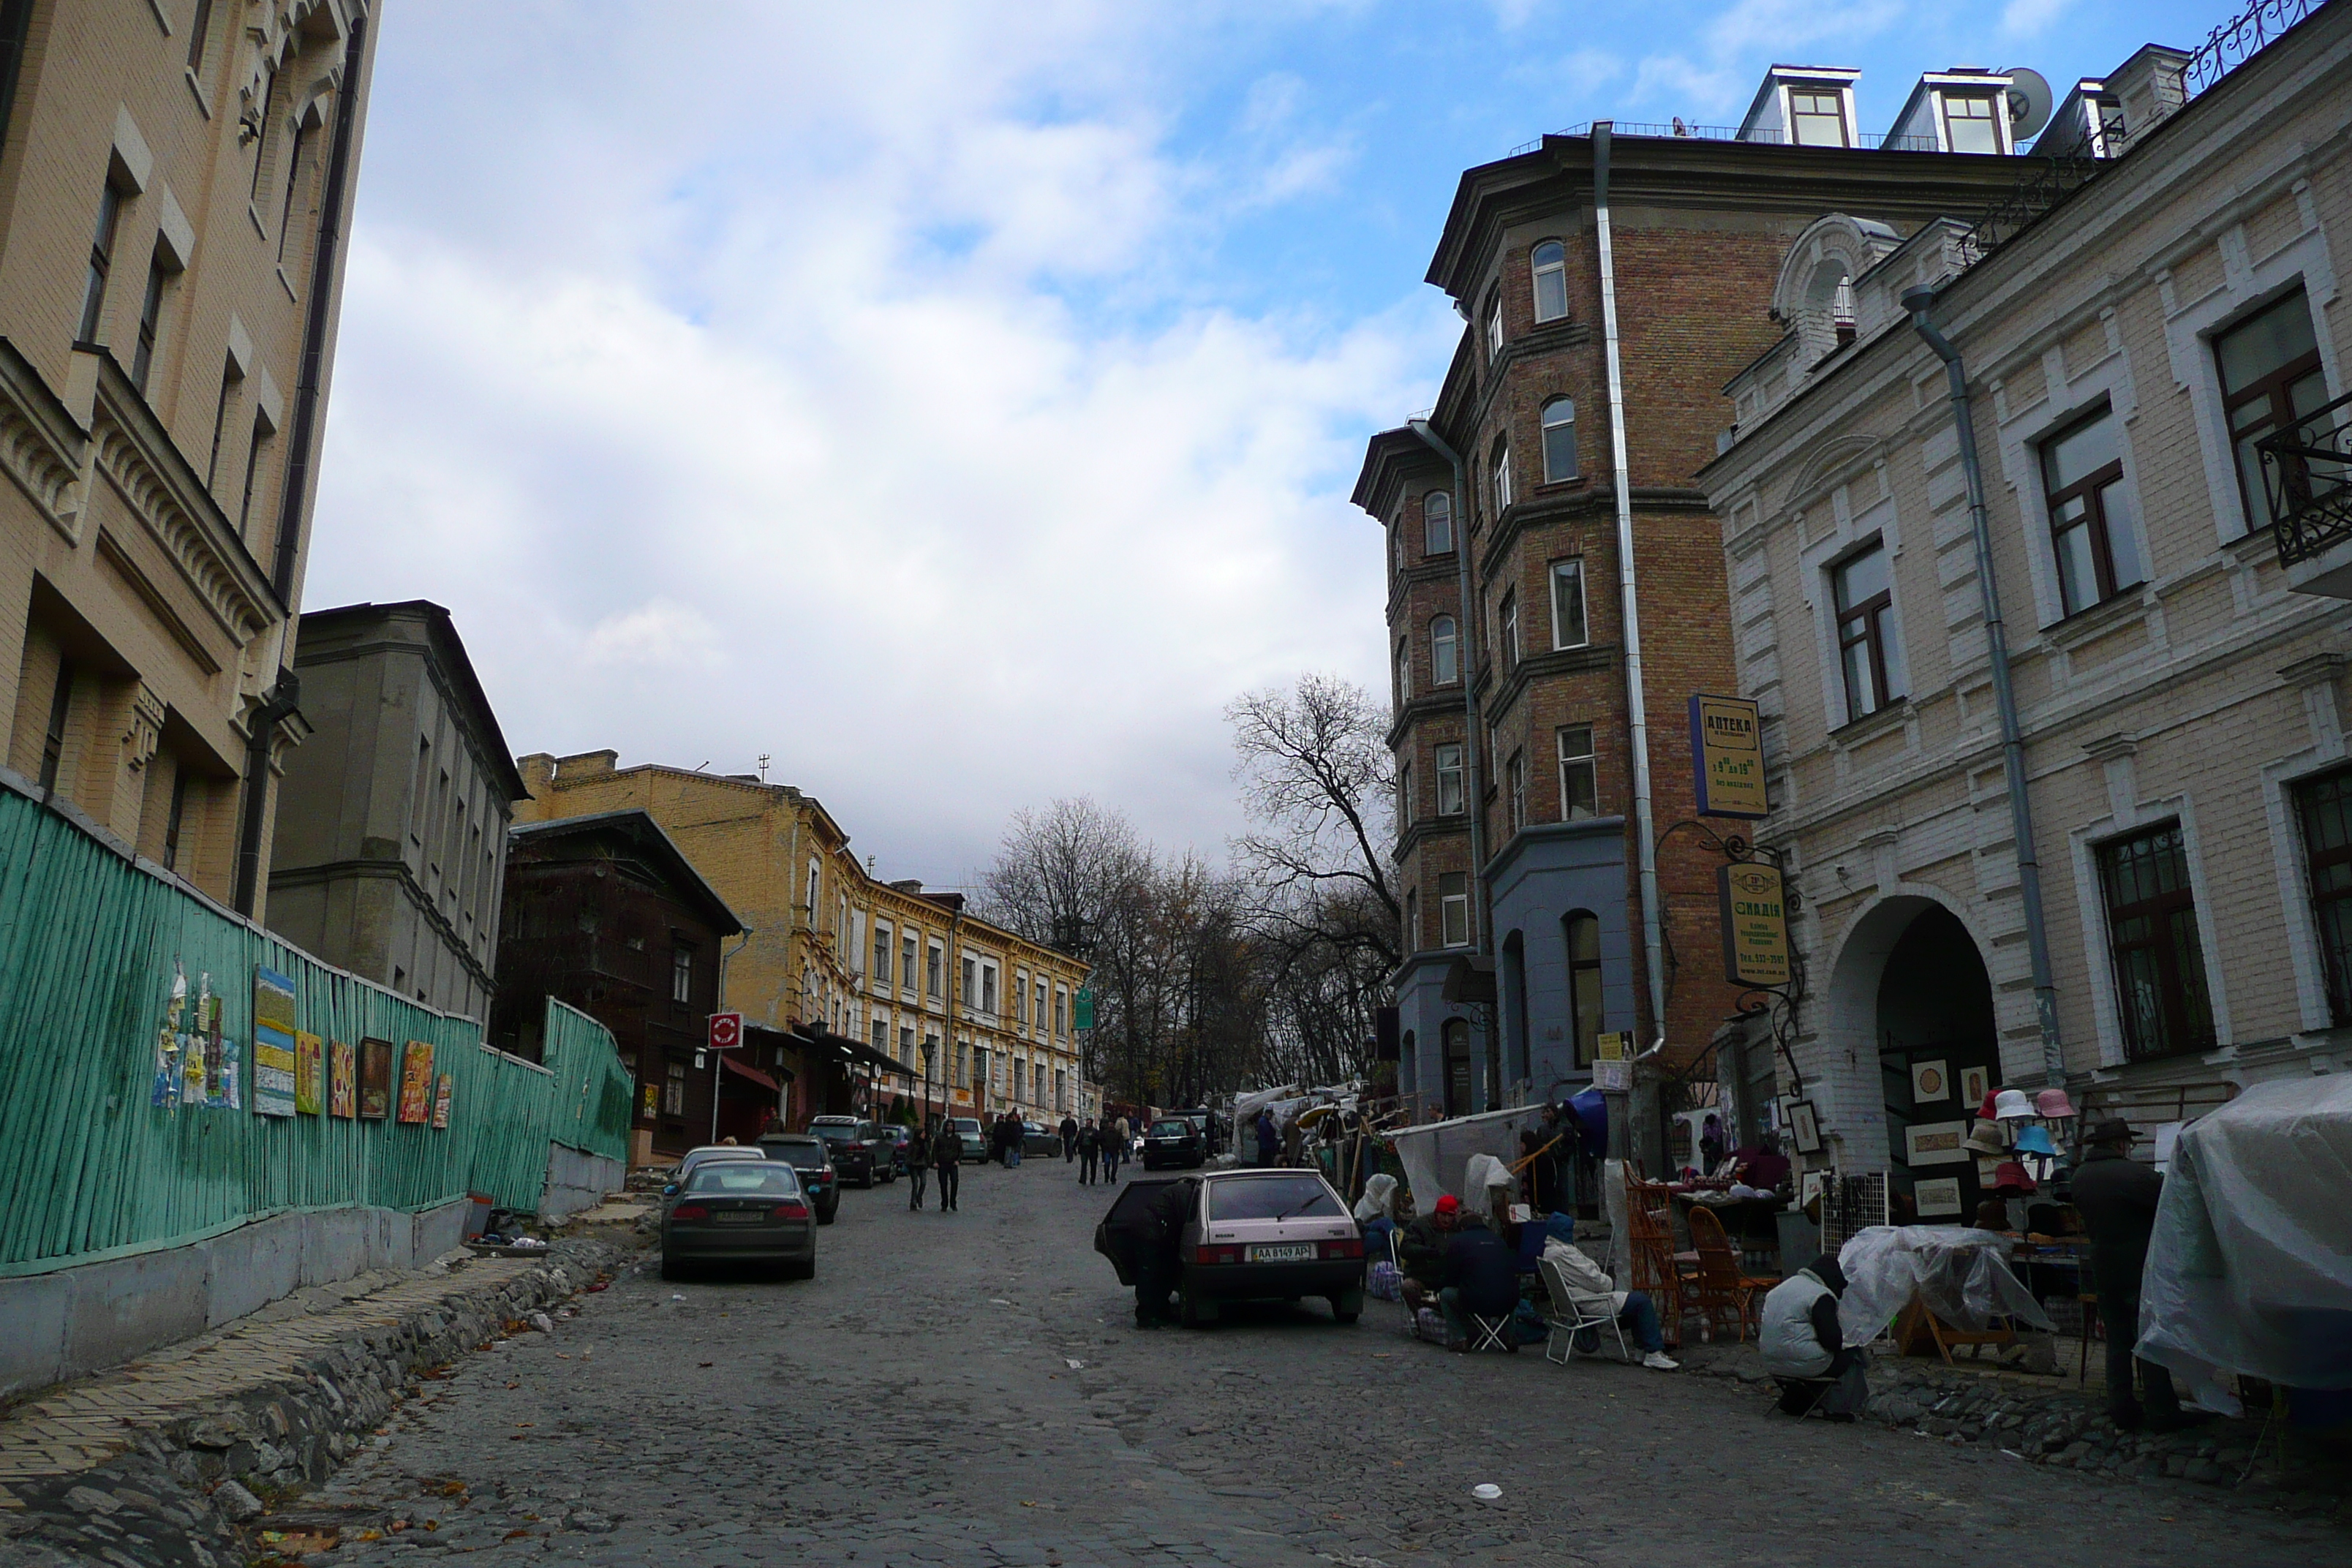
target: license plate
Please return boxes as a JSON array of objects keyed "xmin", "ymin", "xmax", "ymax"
[
  {"xmin": 712, "ymin": 1211, "xmax": 766, "ymax": 1224},
  {"xmin": 1248, "ymin": 1243, "xmax": 1314, "ymax": 1262}
]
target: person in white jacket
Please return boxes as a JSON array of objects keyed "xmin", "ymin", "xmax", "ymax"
[
  {"xmin": 1542, "ymin": 1237, "xmax": 1679, "ymax": 1371},
  {"xmin": 1756, "ymin": 1255, "xmax": 1866, "ymax": 1419}
]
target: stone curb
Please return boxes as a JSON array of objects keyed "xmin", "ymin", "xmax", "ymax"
[{"xmin": 0, "ymin": 1237, "xmax": 638, "ymax": 1567}]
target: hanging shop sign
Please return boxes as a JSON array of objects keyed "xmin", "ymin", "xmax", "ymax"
[
  {"xmin": 1689, "ymin": 693, "xmax": 1768, "ymax": 820},
  {"xmin": 1717, "ymin": 861, "xmax": 1790, "ymax": 987},
  {"xmin": 396, "ymin": 1041, "xmax": 436, "ymax": 1124},
  {"xmin": 252, "ymin": 967, "xmax": 298, "ymax": 1117},
  {"xmin": 294, "ymin": 1031, "xmax": 324, "ymax": 1115},
  {"xmin": 707, "ymin": 1011, "xmax": 742, "ymax": 1052},
  {"xmin": 330, "ymin": 1039, "xmax": 357, "ymax": 1117},
  {"xmin": 358, "ymin": 1039, "xmax": 395, "ymax": 1120}
]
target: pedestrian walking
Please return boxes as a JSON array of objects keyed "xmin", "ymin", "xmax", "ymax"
[
  {"xmin": 907, "ymin": 1123, "xmax": 932, "ymax": 1210},
  {"xmin": 933, "ymin": 1120, "xmax": 962, "ymax": 1211},
  {"xmin": 1077, "ymin": 1120, "xmax": 1100, "ymax": 1185},
  {"xmin": 1060, "ymin": 1114, "xmax": 1079, "ymax": 1161}
]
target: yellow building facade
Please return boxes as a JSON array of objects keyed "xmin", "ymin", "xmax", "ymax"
[{"xmin": 512, "ymin": 751, "xmax": 1096, "ymax": 1128}]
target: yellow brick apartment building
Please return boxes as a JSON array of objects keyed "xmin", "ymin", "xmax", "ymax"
[{"xmin": 513, "ymin": 752, "xmax": 1095, "ymax": 1137}]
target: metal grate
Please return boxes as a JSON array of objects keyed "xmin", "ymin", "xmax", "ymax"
[
  {"xmin": 2187, "ymin": 0, "xmax": 2329, "ymax": 94},
  {"xmin": 1818, "ymin": 1168, "xmax": 1888, "ymax": 1256}
]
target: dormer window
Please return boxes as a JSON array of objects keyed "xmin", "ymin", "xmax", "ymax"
[
  {"xmin": 1739, "ymin": 65, "xmax": 1861, "ymax": 149},
  {"xmin": 1941, "ymin": 94, "xmax": 2000, "ymax": 154},
  {"xmin": 1789, "ymin": 90, "xmax": 1848, "ymax": 147},
  {"xmin": 1891, "ymin": 71, "xmax": 2016, "ymax": 157}
]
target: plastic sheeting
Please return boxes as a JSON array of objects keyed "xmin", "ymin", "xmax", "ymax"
[
  {"xmin": 1354, "ymin": 1172, "xmax": 1399, "ymax": 1224},
  {"xmin": 2137, "ymin": 1075, "xmax": 2352, "ymax": 1392},
  {"xmin": 1835, "ymin": 1225, "xmax": 2055, "ymax": 1344},
  {"xmin": 1387, "ymin": 1107, "xmax": 1546, "ymax": 1213},
  {"xmin": 1464, "ymin": 1153, "xmax": 1518, "ymax": 1211}
]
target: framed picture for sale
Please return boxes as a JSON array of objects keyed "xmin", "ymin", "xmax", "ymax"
[
  {"xmin": 1959, "ymin": 1065, "xmax": 1991, "ymax": 1109},
  {"xmin": 357, "ymin": 1039, "xmax": 394, "ymax": 1120},
  {"xmin": 1909, "ymin": 1058, "xmax": 1950, "ymax": 1104},
  {"xmin": 1786, "ymin": 1100, "xmax": 1823, "ymax": 1154},
  {"xmin": 396, "ymin": 1041, "xmax": 435, "ymax": 1125},
  {"xmin": 1906, "ymin": 1120, "xmax": 1970, "ymax": 1166},
  {"xmin": 330, "ymin": 1039, "xmax": 357, "ymax": 1118},
  {"xmin": 1914, "ymin": 1177, "xmax": 1964, "ymax": 1218}
]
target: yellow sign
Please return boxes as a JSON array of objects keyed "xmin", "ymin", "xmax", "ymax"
[
  {"xmin": 1718, "ymin": 861, "xmax": 1790, "ymax": 987},
  {"xmin": 1595, "ymin": 1031, "xmax": 1627, "ymax": 1061},
  {"xmin": 1689, "ymin": 693, "xmax": 1768, "ymax": 820}
]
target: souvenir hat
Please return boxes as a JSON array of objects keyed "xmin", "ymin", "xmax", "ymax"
[
  {"xmin": 1991, "ymin": 1160, "xmax": 2038, "ymax": 1194},
  {"xmin": 2013, "ymin": 1124, "xmax": 2059, "ymax": 1157},
  {"xmin": 1976, "ymin": 1090, "xmax": 2001, "ymax": 1121},
  {"xmin": 1993, "ymin": 1088, "xmax": 2037, "ymax": 1120},
  {"xmin": 1964, "ymin": 1120, "xmax": 2008, "ymax": 1156},
  {"xmin": 2035, "ymin": 1088, "xmax": 2076, "ymax": 1119}
]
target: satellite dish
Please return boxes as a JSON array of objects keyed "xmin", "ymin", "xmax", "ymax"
[{"xmin": 2003, "ymin": 67, "xmax": 2054, "ymax": 142}]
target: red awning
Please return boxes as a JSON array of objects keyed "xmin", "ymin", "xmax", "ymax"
[{"xmin": 721, "ymin": 1055, "xmax": 779, "ymax": 1093}]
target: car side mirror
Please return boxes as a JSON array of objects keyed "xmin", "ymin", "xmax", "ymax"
[{"xmin": 662, "ymin": 1184, "xmax": 678, "ymax": 1196}]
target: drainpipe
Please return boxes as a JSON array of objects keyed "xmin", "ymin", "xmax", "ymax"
[
  {"xmin": 230, "ymin": 671, "xmax": 301, "ymax": 917},
  {"xmin": 1904, "ymin": 286, "xmax": 2065, "ymax": 1088},
  {"xmin": 1593, "ymin": 124, "xmax": 1668, "ymax": 1079}
]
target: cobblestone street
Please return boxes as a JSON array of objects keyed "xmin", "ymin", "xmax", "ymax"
[{"xmin": 257, "ymin": 1161, "xmax": 2344, "ymax": 1568}]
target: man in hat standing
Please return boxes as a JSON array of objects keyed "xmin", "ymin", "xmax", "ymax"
[{"xmin": 2071, "ymin": 1119, "xmax": 2209, "ymax": 1433}]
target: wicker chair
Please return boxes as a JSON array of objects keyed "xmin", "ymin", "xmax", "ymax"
[
  {"xmin": 1686, "ymin": 1204, "xmax": 1780, "ymax": 1343},
  {"xmin": 1621, "ymin": 1187, "xmax": 1693, "ymax": 1347}
]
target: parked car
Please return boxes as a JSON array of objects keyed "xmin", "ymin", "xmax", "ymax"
[
  {"xmin": 662, "ymin": 1146, "xmax": 768, "ymax": 1218},
  {"xmin": 660, "ymin": 1158, "xmax": 815, "ymax": 1281},
  {"xmin": 1094, "ymin": 1168, "xmax": 1362, "ymax": 1327},
  {"xmin": 946, "ymin": 1116, "xmax": 987, "ymax": 1164},
  {"xmin": 1022, "ymin": 1119, "xmax": 1060, "ymax": 1157},
  {"xmin": 1140, "ymin": 1117, "xmax": 1204, "ymax": 1170},
  {"xmin": 875, "ymin": 1123, "xmax": 913, "ymax": 1176},
  {"xmin": 808, "ymin": 1116, "xmax": 892, "ymax": 1187},
  {"xmin": 1167, "ymin": 1107, "xmax": 1215, "ymax": 1154},
  {"xmin": 756, "ymin": 1134, "xmax": 840, "ymax": 1224}
]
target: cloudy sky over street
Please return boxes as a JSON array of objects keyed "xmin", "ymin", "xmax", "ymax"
[{"xmin": 306, "ymin": 0, "xmax": 2236, "ymax": 886}]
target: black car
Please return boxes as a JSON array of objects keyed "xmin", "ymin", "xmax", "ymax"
[
  {"xmin": 757, "ymin": 1134, "xmax": 840, "ymax": 1224},
  {"xmin": 876, "ymin": 1123, "xmax": 913, "ymax": 1176},
  {"xmin": 808, "ymin": 1117, "xmax": 892, "ymax": 1188},
  {"xmin": 1140, "ymin": 1117, "xmax": 1204, "ymax": 1170}
]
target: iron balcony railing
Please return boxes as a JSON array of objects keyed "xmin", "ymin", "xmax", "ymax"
[
  {"xmin": 2187, "ymin": 0, "xmax": 2329, "ymax": 93},
  {"xmin": 2261, "ymin": 387, "xmax": 2352, "ymax": 565}
]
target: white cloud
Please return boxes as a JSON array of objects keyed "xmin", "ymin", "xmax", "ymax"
[{"xmin": 2001, "ymin": 0, "xmax": 2070, "ymax": 39}]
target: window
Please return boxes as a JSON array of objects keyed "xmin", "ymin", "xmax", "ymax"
[
  {"xmin": 1506, "ymin": 750, "xmax": 1526, "ymax": 833},
  {"xmin": 981, "ymin": 965, "xmax": 997, "ymax": 1015},
  {"xmin": 2296, "ymin": 769, "xmax": 2352, "ymax": 1026},
  {"xmin": 1439, "ymin": 872, "xmax": 1471, "ymax": 948},
  {"xmin": 960, "ymin": 956, "xmax": 976, "ymax": 1006},
  {"xmin": 873, "ymin": 924, "xmax": 892, "ymax": 986},
  {"xmin": 663, "ymin": 1061, "xmax": 686, "ymax": 1117},
  {"xmin": 1550, "ymin": 559, "xmax": 1588, "ymax": 649},
  {"xmin": 186, "ymin": 0, "xmax": 216, "ymax": 69},
  {"xmin": 1435, "ymin": 743, "xmax": 1465, "ymax": 815},
  {"xmin": 2215, "ymin": 290, "xmax": 2327, "ymax": 534},
  {"xmin": 1431, "ymin": 616, "xmax": 1458, "ymax": 685},
  {"xmin": 276, "ymin": 117, "xmax": 310, "ymax": 263},
  {"xmin": 1054, "ymin": 991, "xmax": 1067, "ymax": 1035},
  {"xmin": 955, "ymin": 1044, "xmax": 968, "ymax": 1087},
  {"xmin": 804, "ymin": 859, "xmax": 820, "ymax": 916},
  {"xmin": 1565, "ymin": 913, "xmax": 1603, "ymax": 1066},
  {"xmin": 1395, "ymin": 638, "xmax": 1411, "ymax": 704},
  {"xmin": 2040, "ymin": 404, "xmax": 2144, "ymax": 615},
  {"xmin": 1033, "ymin": 1062, "xmax": 1044, "ymax": 1102},
  {"xmin": 1485, "ymin": 290, "xmax": 1503, "ymax": 361},
  {"xmin": 871, "ymin": 1018, "xmax": 888, "ymax": 1053},
  {"xmin": 248, "ymin": 67, "xmax": 280, "ymax": 203},
  {"xmin": 131, "ymin": 253, "xmax": 168, "ymax": 393},
  {"xmin": 1424, "ymin": 490, "xmax": 1453, "ymax": 555},
  {"xmin": 902, "ymin": 1025, "xmax": 916, "ymax": 1065},
  {"xmin": 1389, "ymin": 518, "xmax": 1403, "ymax": 575},
  {"xmin": 1941, "ymin": 94, "xmax": 2000, "ymax": 154},
  {"xmin": 1405, "ymin": 888, "xmax": 1420, "ymax": 950},
  {"xmin": 1558, "ymin": 725, "xmax": 1597, "ymax": 820},
  {"xmin": 236, "ymin": 411, "xmax": 271, "ymax": 535},
  {"xmin": 902, "ymin": 933, "xmax": 918, "ymax": 989},
  {"xmin": 1531, "ymin": 240, "xmax": 1568, "ymax": 323},
  {"xmin": 1789, "ymin": 88, "xmax": 1848, "ymax": 146},
  {"xmin": 1832, "ymin": 540, "xmax": 1902, "ymax": 720},
  {"xmin": 38, "ymin": 659, "xmax": 75, "ymax": 795},
  {"xmin": 927, "ymin": 943, "xmax": 943, "ymax": 998},
  {"xmin": 1490, "ymin": 438, "xmax": 1513, "ymax": 514},
  {"xmin": 1499, "ymin": 587, "xmax": 1519, "ymax": 668},
  {"xmin": 1034, "ymin": 980, "xmax": 1047, "ymax": 1026},
  {"xmin": 2098, "ymin": 823, "xmax": 2215, "ymax": 1061},
  {"xmin": 203, "ymin": 360, "xmax": 241, "ymax": 493},
  {"xmin": 671, "ymin": 944, "xmax": 693, "ymax": 1004},
  {"xmin": 1537, "ymin": 396, "xmax": 1579, "ymax": 484},
  {"xmin": 78, "ymin": 182, "xmax": 124, "ymax": 342},
  {"xmin": 1398, "ymin": 759, "xmax": 1414, "ymax": 829}
]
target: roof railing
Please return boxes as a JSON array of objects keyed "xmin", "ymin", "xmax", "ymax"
[{"xmin": 1507, "ymin": 122, "xmax": 1937, "ymax": 156}]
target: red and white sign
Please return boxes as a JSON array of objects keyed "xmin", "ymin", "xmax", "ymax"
[{"xmin": 706, "ymin": 1011, "xmax": 743, "ymax": 1052}]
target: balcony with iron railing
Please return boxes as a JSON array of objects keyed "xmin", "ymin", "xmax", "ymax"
[{"xmin": 2262, "ymin": 388, "xmax": 2352, "ymax": 597}]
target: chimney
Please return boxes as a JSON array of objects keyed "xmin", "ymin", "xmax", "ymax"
[
  {"xmin": 2107, "ymin": 44, "xmax": 2193, "ymax": 149},
  {"xmin": 555, "ymin": 749, "xmax": 619, "ymax": 780},
  {"xmin": 515, "ymin": 753, "xmax": 557, "ymax": 811}
]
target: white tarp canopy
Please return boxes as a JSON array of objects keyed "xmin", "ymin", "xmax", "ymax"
[
  {"xmin": 1835, "ymin": 1226, "xmax": 2055, "ymax": 1343},
  {"xmin": 2137, "ymin": 1075, "xmax": 2352, "ymax": 1392},
  {"xmin": 1387, "ymin": 1106, "xmax": 1547, "ymax": 1213}
]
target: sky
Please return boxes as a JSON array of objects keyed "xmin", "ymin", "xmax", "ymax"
[{"xmin": 305, "ymin": 0, "xmax": 2242, "ymax": 887}]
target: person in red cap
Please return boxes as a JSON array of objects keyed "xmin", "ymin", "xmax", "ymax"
[{"xmin": 1397, "ymin": 1194, "xmax": 1460, "ymax": 1313}]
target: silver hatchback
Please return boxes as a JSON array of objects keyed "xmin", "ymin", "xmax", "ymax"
[{"xmin": 1174, "ymin": 1169, "xmax": 1365, "ymax": 1326}]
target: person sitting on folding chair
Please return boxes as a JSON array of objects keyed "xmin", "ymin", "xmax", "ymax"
[
  {"xmin": 1542, "ymin": 1237, "xmax": 1678, "ymax": 1371},
  {"xmin": 1758, "ymin": 1254, "xmax": 1866, "ymax": 1420},
  {"xmin": 1397, "ymin": 1194, "xmax": 1457, "ymax": 1313},
  {"xmin": 1438, "ymin": 1207, "xmax": 1522, "ymax": 1352}
]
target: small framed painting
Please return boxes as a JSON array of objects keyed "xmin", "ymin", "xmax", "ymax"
[
  {"xmin": 1915, "ymin": 1177, "xmax": 1964, "ymax": 1218},
  {"xmin": 1798, "ymin": 1169, "xmax": 1827, "ymax": 1209},
  {"xmin": 1786, "ymin": 1100, "xmax": 1823, "ymax": 1155},
  {"xmin": 358, "ymin": 1039, "xmax": 395, "ymax": 1120},
  {"xmin": 329, "ymin": 1039, "xmax": 357, "ymax": 1118},
  {"xmin": 1910, "ymin": 1058, "xmax": 1950, "ymax": 1104},
  {"xmin": 295, "ymin": 1031, "xmax": 324, "ymax": 1116},
  {"xmin": 431, "ymin": 1073, "xmax": 453, "ymax": 1130},
  {"xmin": 397, "ymin": 1041, "xmax": 436, "ymax": 1125},
  {"xmin": 1959, "ymin": 1065, "xmax": 1991, "ymax": 1110},
  {"xmin": 1906, "ymin": 1119, "xmax": 1970, "ymax": 1166}
]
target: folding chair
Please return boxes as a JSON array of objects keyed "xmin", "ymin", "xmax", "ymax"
[
  {"xmin": 1463, "ymin": 1308, "xmax": 1517, "ymax": 1354},
  {"xmin": 1537, "ymin": 1256, "xmax": 1632, "ymax": 1365}
]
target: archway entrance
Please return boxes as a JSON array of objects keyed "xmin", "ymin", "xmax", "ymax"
[{"xmin": 1875, "ymin": 904, "xmax": 1997, "ymax": 1221}]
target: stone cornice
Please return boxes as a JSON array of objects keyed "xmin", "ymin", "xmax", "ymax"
[
  {"xmin": 0, "ymin": 337, "xmax": 86, "ymax": 537},
  {"xmin": 1482, "ymin": 641, "xmax": 1624, "ymax": 724}
]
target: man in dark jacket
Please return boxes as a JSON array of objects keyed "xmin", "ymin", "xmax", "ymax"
[
  {"xmin": 907, "ymin": 1123, "xmax": 933, "ymax": 1210},
  {"xmin": 932, "ymin": 1121, "xmax": 962, "ymax": 1211},
  {"xmin": 2072, "ymin": 1119, "xmax": 2206, "ymax": 1432},
  {"xmin": 1438, "ymin": 1208, "xmax": 1520, "ymax": 1350},
  {"xmin": 1060, "ymin": 1115, "xmax": 1079, "ymax": 1161},
  {"xmin": 1129, "ymin": 1177, "xmax": 1198, "ymax": 1328},
  {"xmin": 1077, "ymin": 1120, "xmax": 1101, "ymax": 1185},
  {"xmin": 1397, "ymin": 1194, "xmax": 1456, "ymax": 1312}
]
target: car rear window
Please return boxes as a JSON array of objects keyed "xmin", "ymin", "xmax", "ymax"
[
  {"xmin": 1149, "ymin": 1120, "xmax": 1190, "ymax": 1137},
  {"xmin": 1207, "ymin": 1175, "xmax": 1344, "ymax": 1221},
  {"xmin": 687, "ymin": 1164, "xmax": 799, "ymax": 1195},
  {"xmin": 760, "ymin": 1139, "xmax": 825, "ymax": 1164},
  {"xmin": 813, "ymin": 1125, "xmax": 856, "ymax": 1142}
]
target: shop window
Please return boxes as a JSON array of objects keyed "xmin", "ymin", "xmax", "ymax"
[
  {"xmin": 1531, "ymin": 240, "xmax": 1569, "ymax": 323},
  {"xmin": 2040, "ymin": 404, "xmax": 2144, "ymax": 615},
  {"xmin": 1832, "ymin": 540, "xmax": 1902, "ymax": 721},
  {"xmin": 1565, "ymin": 911, "xmax": 1603, "ymax": 1066},
  {"xmin": 2097, "ymin": 822, "xmax": 2216, "ymax": 1061},
  {"xmin": 1435, "ymin": 743, "xmax": 1464, "ymax": 815},
  {"xmin": 2215, "ymin": 289, "xmax": 2327, "ymax": 535},
  {"xmin": 1558, "ymin": 725, "xmax": 1597, "ymax": 819},
  {"xmin": 2296, "ymin": 768, "xmax": 2352, "ymax": 1026},
  {"xmin": 1439, "ymin": 872, "xmax": 1470, "ymax": 948}
]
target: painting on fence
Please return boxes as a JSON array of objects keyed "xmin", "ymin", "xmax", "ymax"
[
  {"xmin": 397, "ymin": 1041, "xmax": 436, "ymax": 1124},
  {"xmin": 251, "ymin": 968, "xmax": 298, "ymax": 1117},
  {"xmin": 329, "ymin": 1039, "xmax": 356, "ymax": 1117},
  {"xmin": 358, "ymin": 1039, "xmax": 394, "ymax": 1120},
  {"xmin": 432, "ymin": 1074, "xmax": 453, "ymax": 1129},
  {"xmin": 295, "ymin": 1031, "xmax": 323, "ymax": 1115}
]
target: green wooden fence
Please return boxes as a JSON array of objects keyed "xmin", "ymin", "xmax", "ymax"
[{"xmin": 0, "ymin": 778, "xmax": 631, "ymax": 1277}]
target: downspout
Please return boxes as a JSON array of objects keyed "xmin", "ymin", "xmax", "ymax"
[
  {"xmin": 1593, "ymin": 124, "xmax": 1667, "ymax": 1058},
  {"xmin": 1904, "ymin": 287, "xmax": 2065, "ymax": 1087},
  {"xmin": 230, "ymin": 674, "xmax": 300, "ymax": 917}
]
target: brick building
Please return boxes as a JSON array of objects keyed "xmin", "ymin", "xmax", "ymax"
[
  {"xmin": 0, "ymin": 1, "xmax": 375, "ymax": 921},
  {"xmin": 1353, "ymin": 76, "xmax": 2038, "ymax": 1137},
  {"xmin": 1699, "ymin": 7, "xmax": 2352, "ymax": 1211}
]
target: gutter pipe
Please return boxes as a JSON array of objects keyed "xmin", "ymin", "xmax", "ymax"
[
  {"xmin": 1903, "ymin": 285, "xmax": 2065, "ymax": 1088},
  {"xmin": 1592, "ymin": 124, "xmax": 1668, "ymax": 1057}
]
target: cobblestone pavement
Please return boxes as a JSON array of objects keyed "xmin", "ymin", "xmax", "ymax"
[{"xmin": 292, "ymin": 1161, "xmax": 2348, "ymax": 1568}]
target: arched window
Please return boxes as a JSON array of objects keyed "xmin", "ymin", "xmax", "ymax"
[
  {"xmin": 1542, "ymin": 397, "xmax": 1578, "ymax": 483},
  {"xmin": 1531, "ymin": 240, "xmax": 1568, "ymax": 323},
  {"xmin": 1431, "ymin": 615, "xmax": 1458, "ymax": 685},
  {"xmin": 1564, "ymin": 911, "xmax": 1604, "ymax": 1066},
  {"xmin": 1424, "ymin": 489, "xmax": 1454, "ymax": 555}
]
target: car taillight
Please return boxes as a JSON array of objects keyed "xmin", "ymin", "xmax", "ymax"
[
  {"xmin": 774, "ymin": 1202, "xmax": 810, "ymax": 1219},
  {"xmin": 671, "ymin": 1204, "xmax": 710, "ymax": 1221},
  {"xmin": 1319, "ymin": 1238, "xmax": 1365, "ymax": 1260},
  {"xmin": 1194, "ymin": 1244, "xmax": 1243, "ymax": 1265}
]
